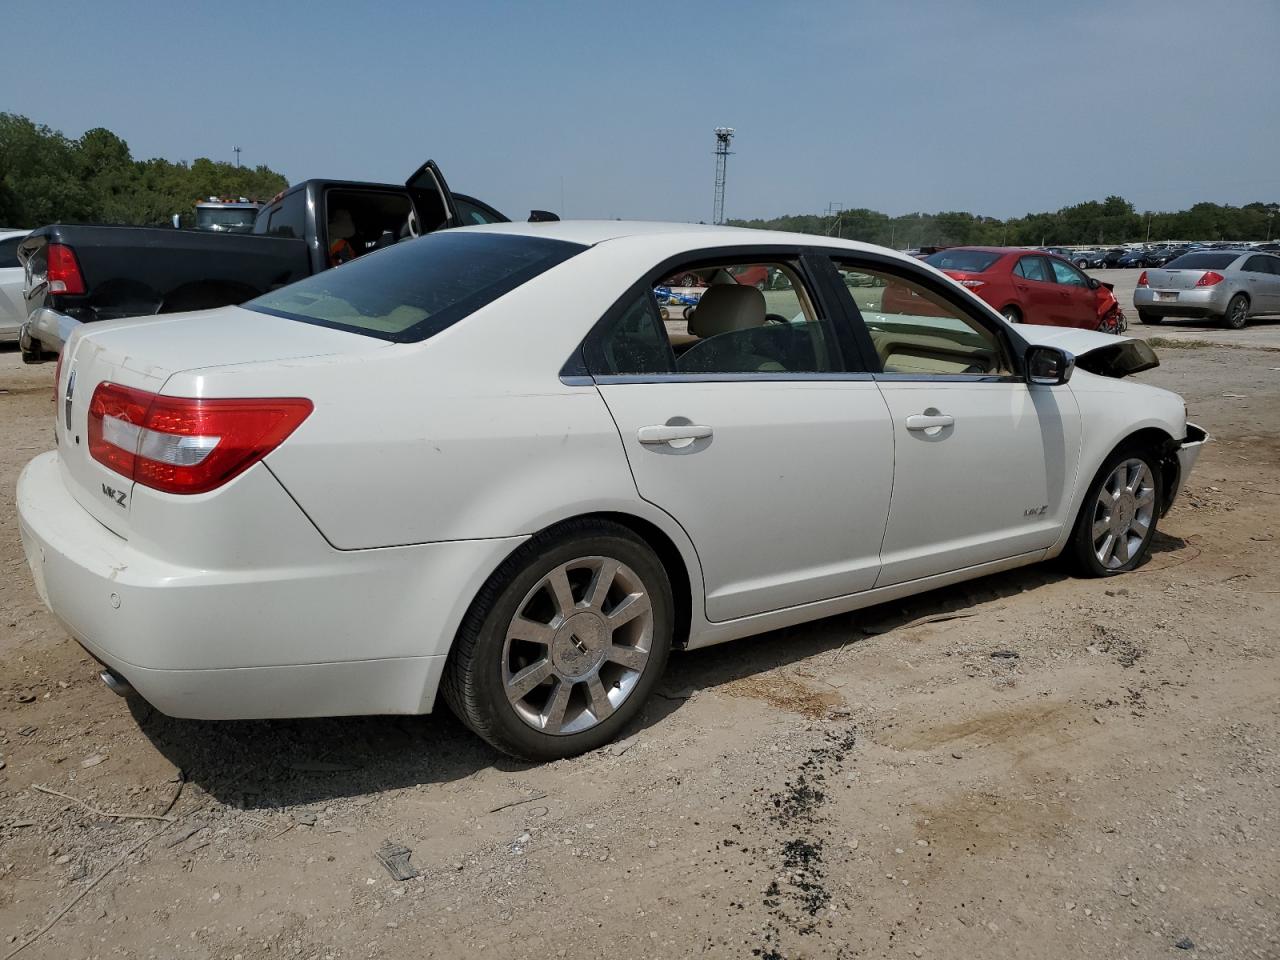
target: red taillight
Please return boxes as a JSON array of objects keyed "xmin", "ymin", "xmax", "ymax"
[
  {"xmin": 87, "ymin": 383, "xmax": 312, "ymax": 495},
  {"xmin": 1136, "ymin": 271, "xmax": 1148, "ymax": 287},
  {"xmin": 46, "ymin": 243, "xmax": 86, "ymax": 296},
  {"xmin": 1195, "ymin": 271, "xmax": 1224, "ymax": 287},
  {"xmin": 956, "ymin": 279, "xmax": 985, "ymax": 289}
]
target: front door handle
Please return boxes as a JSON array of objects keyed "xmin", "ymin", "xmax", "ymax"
[
  {"xmin": 638, "ymin": 424, "xmax": 713, "ymax": 445},
  {"xmin": 905, "ymin": 413, "xmax": 954, "ymax": 431}
]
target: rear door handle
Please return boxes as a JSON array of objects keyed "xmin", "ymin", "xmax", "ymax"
[
  {"xmin": 637, "ymin": 424, "xmax": 713, "ymax": 445},
  {"xmin": 905, "ymin": 413, "xmax": 954, "ymax": 431}
]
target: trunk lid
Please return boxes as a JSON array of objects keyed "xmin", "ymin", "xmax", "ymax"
[
  {"xmin": 55, "ymin": 306, "xmax": 386, "ymax": 539},
  {"xmin": 1145, "ymin": 268, "xmax": 1205, "ymax": 291}
]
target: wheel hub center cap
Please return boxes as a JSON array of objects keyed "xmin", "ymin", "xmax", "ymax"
[
  {"xmin": 552, "ymin": 612, "xmax": 607, "ymax": 678},
  {"xmin": 1115, "ymin": 493, "xmax": 1136, "ymax": 530}
]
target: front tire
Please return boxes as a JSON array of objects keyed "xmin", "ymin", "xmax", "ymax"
[
  {"xmin": 1068, "ymin": 445, "xmax": 1162, "ymax": 577},
  {"xmin": 1001, "ymin": 306, "xmax": 1022, "ymax": 323},
  {"xmin": 1222, "ymin": 294, "xmax": 1249, "ymax": 330},
  {"xmin": 442, "ymin": 519, "xmax": 674, "ymax": 761}
]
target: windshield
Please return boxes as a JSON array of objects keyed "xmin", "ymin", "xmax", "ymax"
[
  {"xmin": 924, "ymin": 249, "xmax": 1002, "ymax": 273},
  {"xmin": 1164, "ymin": 253, "xmax": 1239, "ymax": 270},
  {"xmin": 195, "ymin": 207, "xmax": 259, "ymax": 232},
  {"xmin": 247, "ymin": 231, "xmax": 586, "ymax": 342}
]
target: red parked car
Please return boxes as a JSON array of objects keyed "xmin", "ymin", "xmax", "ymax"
[{"xmin": 888, "ymin": 246, "xmax": 1123, "ymax": 331}]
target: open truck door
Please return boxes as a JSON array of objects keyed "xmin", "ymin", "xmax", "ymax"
[{"xmin": 405, "ymin": 160, "xmax": 459, "ymax": 238}]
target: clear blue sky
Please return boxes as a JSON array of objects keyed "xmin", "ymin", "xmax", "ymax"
[{"xmin": 6, "ymin": 0, "xmax": 1278, "ymax": 221}]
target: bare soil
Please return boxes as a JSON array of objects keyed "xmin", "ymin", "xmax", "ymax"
[{"xmin": 1, "ymin": 343, "xmax": 1277, "ymax": 960}]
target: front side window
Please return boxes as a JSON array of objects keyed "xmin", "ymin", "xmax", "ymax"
[
  {"xmin": 592, "ymin": 258, "xmax": 840, "ymax": 376},
  {"xmin": 1049, "ymin": 258, "xmax": 1088, "ymax": 287},
  {"xmin": 325, "ymin": 189, "xmax": 414, "ymax": 266},
  {"xmin": 834, "ymin": 262, "xmax": 1012, "ymax": 377},
  {"xmin": 1014, "ymin": 256, "xmax": 1051, "ymax": 282},
  {"xmin": 247, "ymin": 232, "xmax": 585, "ymax": 342}
]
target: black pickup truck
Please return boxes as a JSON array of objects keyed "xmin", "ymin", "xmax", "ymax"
[{"xmin": 18, "ymin": 160, "xmax": 541, "ymax": 362}]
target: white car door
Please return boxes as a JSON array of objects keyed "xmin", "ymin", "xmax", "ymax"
[
  {"xmin": 0, "ymin": 235, "xmax": 28, "ymax": 339},
  {"xmin": 585, "ymin": 256, "xmax": 894, "ymax": 622},
  {"xmin": 830, "ymin": 258, "xmax": 1082, "ymax": 587}
]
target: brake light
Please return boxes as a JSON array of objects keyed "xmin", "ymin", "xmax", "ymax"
[
  {"xmin": 87, "ymin": 383, "xmax": 312, "ymax": 494},
  {"xmin": 1137, "ymin": 271, "xmax": 1148, "ymax": 287},
  {"xmin": 46, "ymin": 243, "xmax": 86, "ymax": 295},
  {"xmin": 956, "ymin": 279, "xmax": 986, "ymax": 289},
  {"xmin": 1195, "ymin": 271, "xmax": 1224, "ymax": 287}
]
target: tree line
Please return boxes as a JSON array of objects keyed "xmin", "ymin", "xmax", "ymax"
[
  {"xmin": 727, "ymin": 195, "xmax": 1280, "ymax": 249},
  {"xmin": 0, "ymin": 113, "xmax": 287, "ymax": 228}
]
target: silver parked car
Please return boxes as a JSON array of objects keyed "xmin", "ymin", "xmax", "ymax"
[
  {"xmin": 1135, "ymin": 250, "xmax": 1280, "ymax": 329},
  {"xmin": 0, "ymin": 229, "xmax": 32, "ymax": 342}
]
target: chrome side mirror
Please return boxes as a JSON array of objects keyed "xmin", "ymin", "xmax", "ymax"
[{"xmin": 1026, "ymin": 345, "xmax": 1074, "ymax": 385}]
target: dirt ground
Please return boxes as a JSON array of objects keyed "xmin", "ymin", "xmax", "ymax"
[{"xmin": 1, "ymin": 325, "xmax": 1278, "ymax": 960}]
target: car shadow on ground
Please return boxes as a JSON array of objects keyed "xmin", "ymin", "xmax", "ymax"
[{"xmin": 131, "ymin": 553, "xmax": 1156, "ymax": 810}]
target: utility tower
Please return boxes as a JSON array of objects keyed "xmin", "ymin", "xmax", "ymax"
[
  {"xmin": 712, "ymin": 127, "xmax": 734, "ymax": 224},
  {"xmin": 233, "ymin": 146, "xmax": 242, "ymax": 168}
]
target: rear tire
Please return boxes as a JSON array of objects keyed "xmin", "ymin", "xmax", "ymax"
[
  {"xmin": 1222, "ymin": 294, "xmax": 1249, "ymax": 330},
  {"xmin": 1068, "ymin": 443, "xmax": 1162, "ymax": 577},
  {"xmin": 442, "ymin": 519, "xmax": 674, "ymax": 761},
  {"xmin": 1137, "ymin": 310, "xmax": 1163, "ymax": 325},
  {"xmin": 1001, "ymin": 306, "xmax": 1022, "ymax": 323}
]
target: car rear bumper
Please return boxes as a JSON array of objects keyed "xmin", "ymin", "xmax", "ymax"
[
  {"xmin": 20, "ymin": 306, "xmax": 80, "ymax": 363},
  {"xmin": 1133, "ymin": 287, "xmax": 1229, "ymax": 318},
  {"xmin": 17, "ymin": 450, "xmax": 526, "ymax": 719}
]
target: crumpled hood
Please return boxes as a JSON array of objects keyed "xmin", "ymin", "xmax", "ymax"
[
  {"xmin": 1016, "ymin": 324, "xmax": 1159, "ymax": 378},
  {"xmin": 1015, "ymin": 325, "xmax": 1131, "ymax": 356}
]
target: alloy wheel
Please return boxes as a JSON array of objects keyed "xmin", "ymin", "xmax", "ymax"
[
  {"xmin": 1091, "ymin": 458, "xmax": 1155, "ymax": 569},
  {"xmin": 502, "ymin": 556, "xmax": 653, "ymax": 735}
]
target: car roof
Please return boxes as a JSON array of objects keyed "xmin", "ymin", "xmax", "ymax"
[{"xmin": 456, "ymin": 219, "xmax": 923, "ymax": 260}]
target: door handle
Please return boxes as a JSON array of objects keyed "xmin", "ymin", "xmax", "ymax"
[
  {"xmin": 905, "ymin": 413, "xmax": 954, "ymax": 431},
  {"xmin": 637, "ymin": 424, "xmax": 713, "ymax": 445}
]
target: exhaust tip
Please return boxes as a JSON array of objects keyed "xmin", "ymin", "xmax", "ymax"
[{"xmin": 98, "ymin": 668, "xmax": 133, "ymax": 697}]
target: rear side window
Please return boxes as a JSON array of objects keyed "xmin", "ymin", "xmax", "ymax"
[
  {"xmin": 924, "ymin": 249, "xmax": 1001, "ymax": 273},
  {"xmin": 247, "ymin": 232, "xmax": 585, "ymax": 342},
  {"xmin": 1165, "ymin": 252, "xmax": 1238, "ymax": 270},
  {"xmin": 255, "ymin": 191, "xmax": 307, "ymax": 238},
  {"xmin": 1014, "ymin": 256, "xmax": 1050, "ymax": 281},
  {"xmin": 1243, "ymin": 255, "xmax": 1278, "ymax": 274},
  {"xmin": 0, "ymin": 236, "xmax": 21, "ymax": 268}
]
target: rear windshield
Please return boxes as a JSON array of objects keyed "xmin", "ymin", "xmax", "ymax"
[
  {"xmin": 923, "ymin": 249, "xmax": 1002, "ymax": 273},
  {"xmin": 247, "ymin": 231, "xmax": 586, "ymax": 342},
  {"xmin": 1164, "ymin": 252, "xmax": 1239, "ymax": 270}
]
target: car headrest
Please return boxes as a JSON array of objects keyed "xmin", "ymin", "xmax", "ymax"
[{"xmin": 688, "ymin": 284, "xmax": 767, "ymax": 339}]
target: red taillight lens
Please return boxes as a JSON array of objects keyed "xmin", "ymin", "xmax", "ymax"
[
  {"xmin": 87, "ymin": 383, "xmax": 312, "ymax": 494},
  {"xmin": 1195, "ymin": 271, "xmax": 1224, "ymax": 287},
  {"xmin": 46, "ymin": 243, "xmax": 86, "ymax": 296},
  {"xmin": 1136, "ymin": 271, "xmax": 1148, "ymax": 287}
]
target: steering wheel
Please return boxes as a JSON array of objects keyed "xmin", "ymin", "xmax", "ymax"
[{"xmin": 764, "ymin": 313, "xmax": 790, "ymax": 325}]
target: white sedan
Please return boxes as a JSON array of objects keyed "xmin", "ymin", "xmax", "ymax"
[
  {"xmin": 17, "ymin": 222, "xmax": 1206, "ymax": 760},
  {"xmin": 0, "ymin": 229, "xmax": 31, "ymax": 342}
]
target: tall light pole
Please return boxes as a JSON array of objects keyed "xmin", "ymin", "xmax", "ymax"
[
  {"xmin": 712, "ymin": 127, "xmax": 734, "ymax": 225},
  {"xmin": 233, "ymin": 146, "xmax": 242, "ymax": 169}
]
